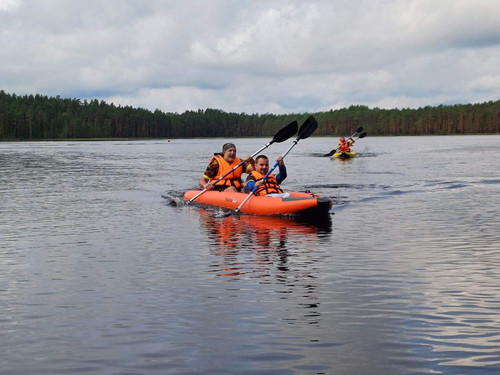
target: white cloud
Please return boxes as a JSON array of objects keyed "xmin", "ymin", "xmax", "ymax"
[
  {"xmin": 1, "ymin": 0, "xmax": 499, "ymax": 114},
  {"xmin": 0, "ymin": 0, "xmax": 21, "ymax": 12}
]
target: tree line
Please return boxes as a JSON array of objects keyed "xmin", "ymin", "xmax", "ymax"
[{"xmin": 0, "ymin": 90, "xmax": 498, "ymax": 140}]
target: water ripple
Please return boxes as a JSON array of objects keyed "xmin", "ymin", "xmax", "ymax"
[{"xmin": 1, "ymin": 137, "xmax": 500, "ymax": 374}]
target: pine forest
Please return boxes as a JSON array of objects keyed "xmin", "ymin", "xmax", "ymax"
[{"xmin": 1, "ymin": 90, "xmax": 499, "ymax": 140}]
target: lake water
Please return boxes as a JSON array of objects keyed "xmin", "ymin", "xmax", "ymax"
[{"xmin": 1, "ymin": 135, "xmax": 499, "ymax": 374}]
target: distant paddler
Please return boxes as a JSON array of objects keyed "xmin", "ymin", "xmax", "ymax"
[
  {"xmin": 338, "ymin": 136, "xmax": 354, "ymax": 153},
  {"xmin": 323, "ymin": 127, "xmax": 367, "ymax": 157}
]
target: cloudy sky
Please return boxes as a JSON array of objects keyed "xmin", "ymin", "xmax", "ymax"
[{"xmin": 1, "ymin": 0, "xmax": 499, "ymax": 114}]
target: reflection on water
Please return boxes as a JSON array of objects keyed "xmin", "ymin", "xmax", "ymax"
[
  {"xmin": 198, "ymin": 209, "xmax": 332, "ymax": 280},
  {"xmin": 198, "ymin": 209, "xmax": 329, "ymax": 349}
]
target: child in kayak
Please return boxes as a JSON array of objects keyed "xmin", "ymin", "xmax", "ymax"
[{"xmin": 338, "ymin": 136, "xmax": 355, "ymax": 153}]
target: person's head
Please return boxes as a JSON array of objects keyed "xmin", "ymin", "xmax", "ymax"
[
  {"xmin": 339, "ymin": 137, "xmax": 345, "ymax": 142},
  {"xmin": 255, "ymin": 155, "xmax": 269, "ymax": 175},
  {"xmin": 222, "ymin": 143, "xmax": 237, "ymax": 163}
]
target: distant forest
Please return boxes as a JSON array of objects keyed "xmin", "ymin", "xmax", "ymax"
[{"xmin": 0, "ymin": 90, "xmax": 499, "ymax": 140}]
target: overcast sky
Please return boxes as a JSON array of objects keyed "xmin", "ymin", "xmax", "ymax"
[{"xmin": 1, "ymin": 0, "xmax": 499, "ymax": 114}]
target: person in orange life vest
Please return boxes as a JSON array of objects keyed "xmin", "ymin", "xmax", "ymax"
[
  {"xmin": 198, "ymin": 143, "xmax": 255, "ymax": 192},
  {"xmin": 245, "ymin": 155, "xmax": 287, "ymax": 196},
  {"xmin": 338, "ymin": 136, "xmax": 354, "ymax": 153}
]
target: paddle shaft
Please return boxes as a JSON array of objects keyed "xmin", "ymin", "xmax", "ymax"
[{"xmin": 234, "ymin": 116, "xmax": 318, "ymax": 214}]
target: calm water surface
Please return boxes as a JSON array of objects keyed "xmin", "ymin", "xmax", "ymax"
[{"xmin": 1, "ymin": 135, "xmax": 499, "ymax": 374}]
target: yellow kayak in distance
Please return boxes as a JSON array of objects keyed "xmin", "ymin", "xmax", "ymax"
[{"xmin": 332, "ymin": 151, "xmax": 356, "ymax": 160}]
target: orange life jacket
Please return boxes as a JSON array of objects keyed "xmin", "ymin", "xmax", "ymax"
[
  {"xmin": 338, "ymin": 140, "xmax": 351, "ymax": 153},
  {"xmin": 211, "ymin": 154, "xmax": 244, "ymax": 190},
  {"xmin": 248, "ymin": 171, "xmax": 283, "ymax": 196}
]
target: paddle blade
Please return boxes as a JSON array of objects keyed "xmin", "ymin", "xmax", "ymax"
[
  {"xmin": 272, "ymin": 121, "xmax": 298, "ymax": 143},
  {"xmin": 298, "ymin": 116, "xmax": 318, "ymax": 140},
  {"xmin": 356, "ymin": 126, "xmax": 363, "ymax": 133},
  {"xmin": 358, "ymin": 132, "xmax": 367, "ymax": 139},
  {"xmin": 326, "ymin": 148, "xmax": 337, "ymax": 157}
]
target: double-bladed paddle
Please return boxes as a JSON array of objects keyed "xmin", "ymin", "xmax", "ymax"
[
  {"xmin": 233, "ymin": 116, "xmax": 319, "ymax": 214},
  {"xmin": 188, "ymin": 120, "xmax": 298, "ymax": 203},
  {"xmin": 323, "ymin": 126, "xmax": 364, "ymax": 157},
  {"xmin": 330, "ymin": 131, "xmax": 367, "ymax": 157},
  {"xmin": 356, "ymin": 131, "xmax": 368, "ymax": 140}
]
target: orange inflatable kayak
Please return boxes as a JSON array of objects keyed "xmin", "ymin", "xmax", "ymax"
[{"xmin": 184, "ymin": 190, "xmax": 332, "ymax": 216}]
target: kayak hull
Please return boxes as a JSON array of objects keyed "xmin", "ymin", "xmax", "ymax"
[
  {"xmin": 184, "ymin": 190, "xmax": 332, "ymax": 217},
  {"xmin": 332, "ymin": 151, "xmax": 356, "ymax": 159}
]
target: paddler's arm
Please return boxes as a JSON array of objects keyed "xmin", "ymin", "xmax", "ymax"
[
  {"xmin": 198, "ymin": 159, "xmax": 219, "ymax": 190},
  {"xmin": 198, "ymin": 175, "xmax": 214, "ymax": 190},
  {"xmin": 244, "ymin": 174, "xmax": 257, "ymax": 193},
  {"xmin": 245, "ymin": 180, "xmax": 256, "ymax": 192},
  {"xmin": 243, "ymin": 154, "xmax": 255, "ymax": 173},
  {"xmin": 276, "ymin": 156, "xmax": 287, "ymax": 184}
]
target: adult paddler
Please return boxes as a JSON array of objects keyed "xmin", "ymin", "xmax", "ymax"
[
  {"xmin": 198, "ymin": 142, "xmax": 255, "ymax": 192},
  {"xmin": 245, "ymin": 155, "xmax": 287, "ymax": 196}
]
